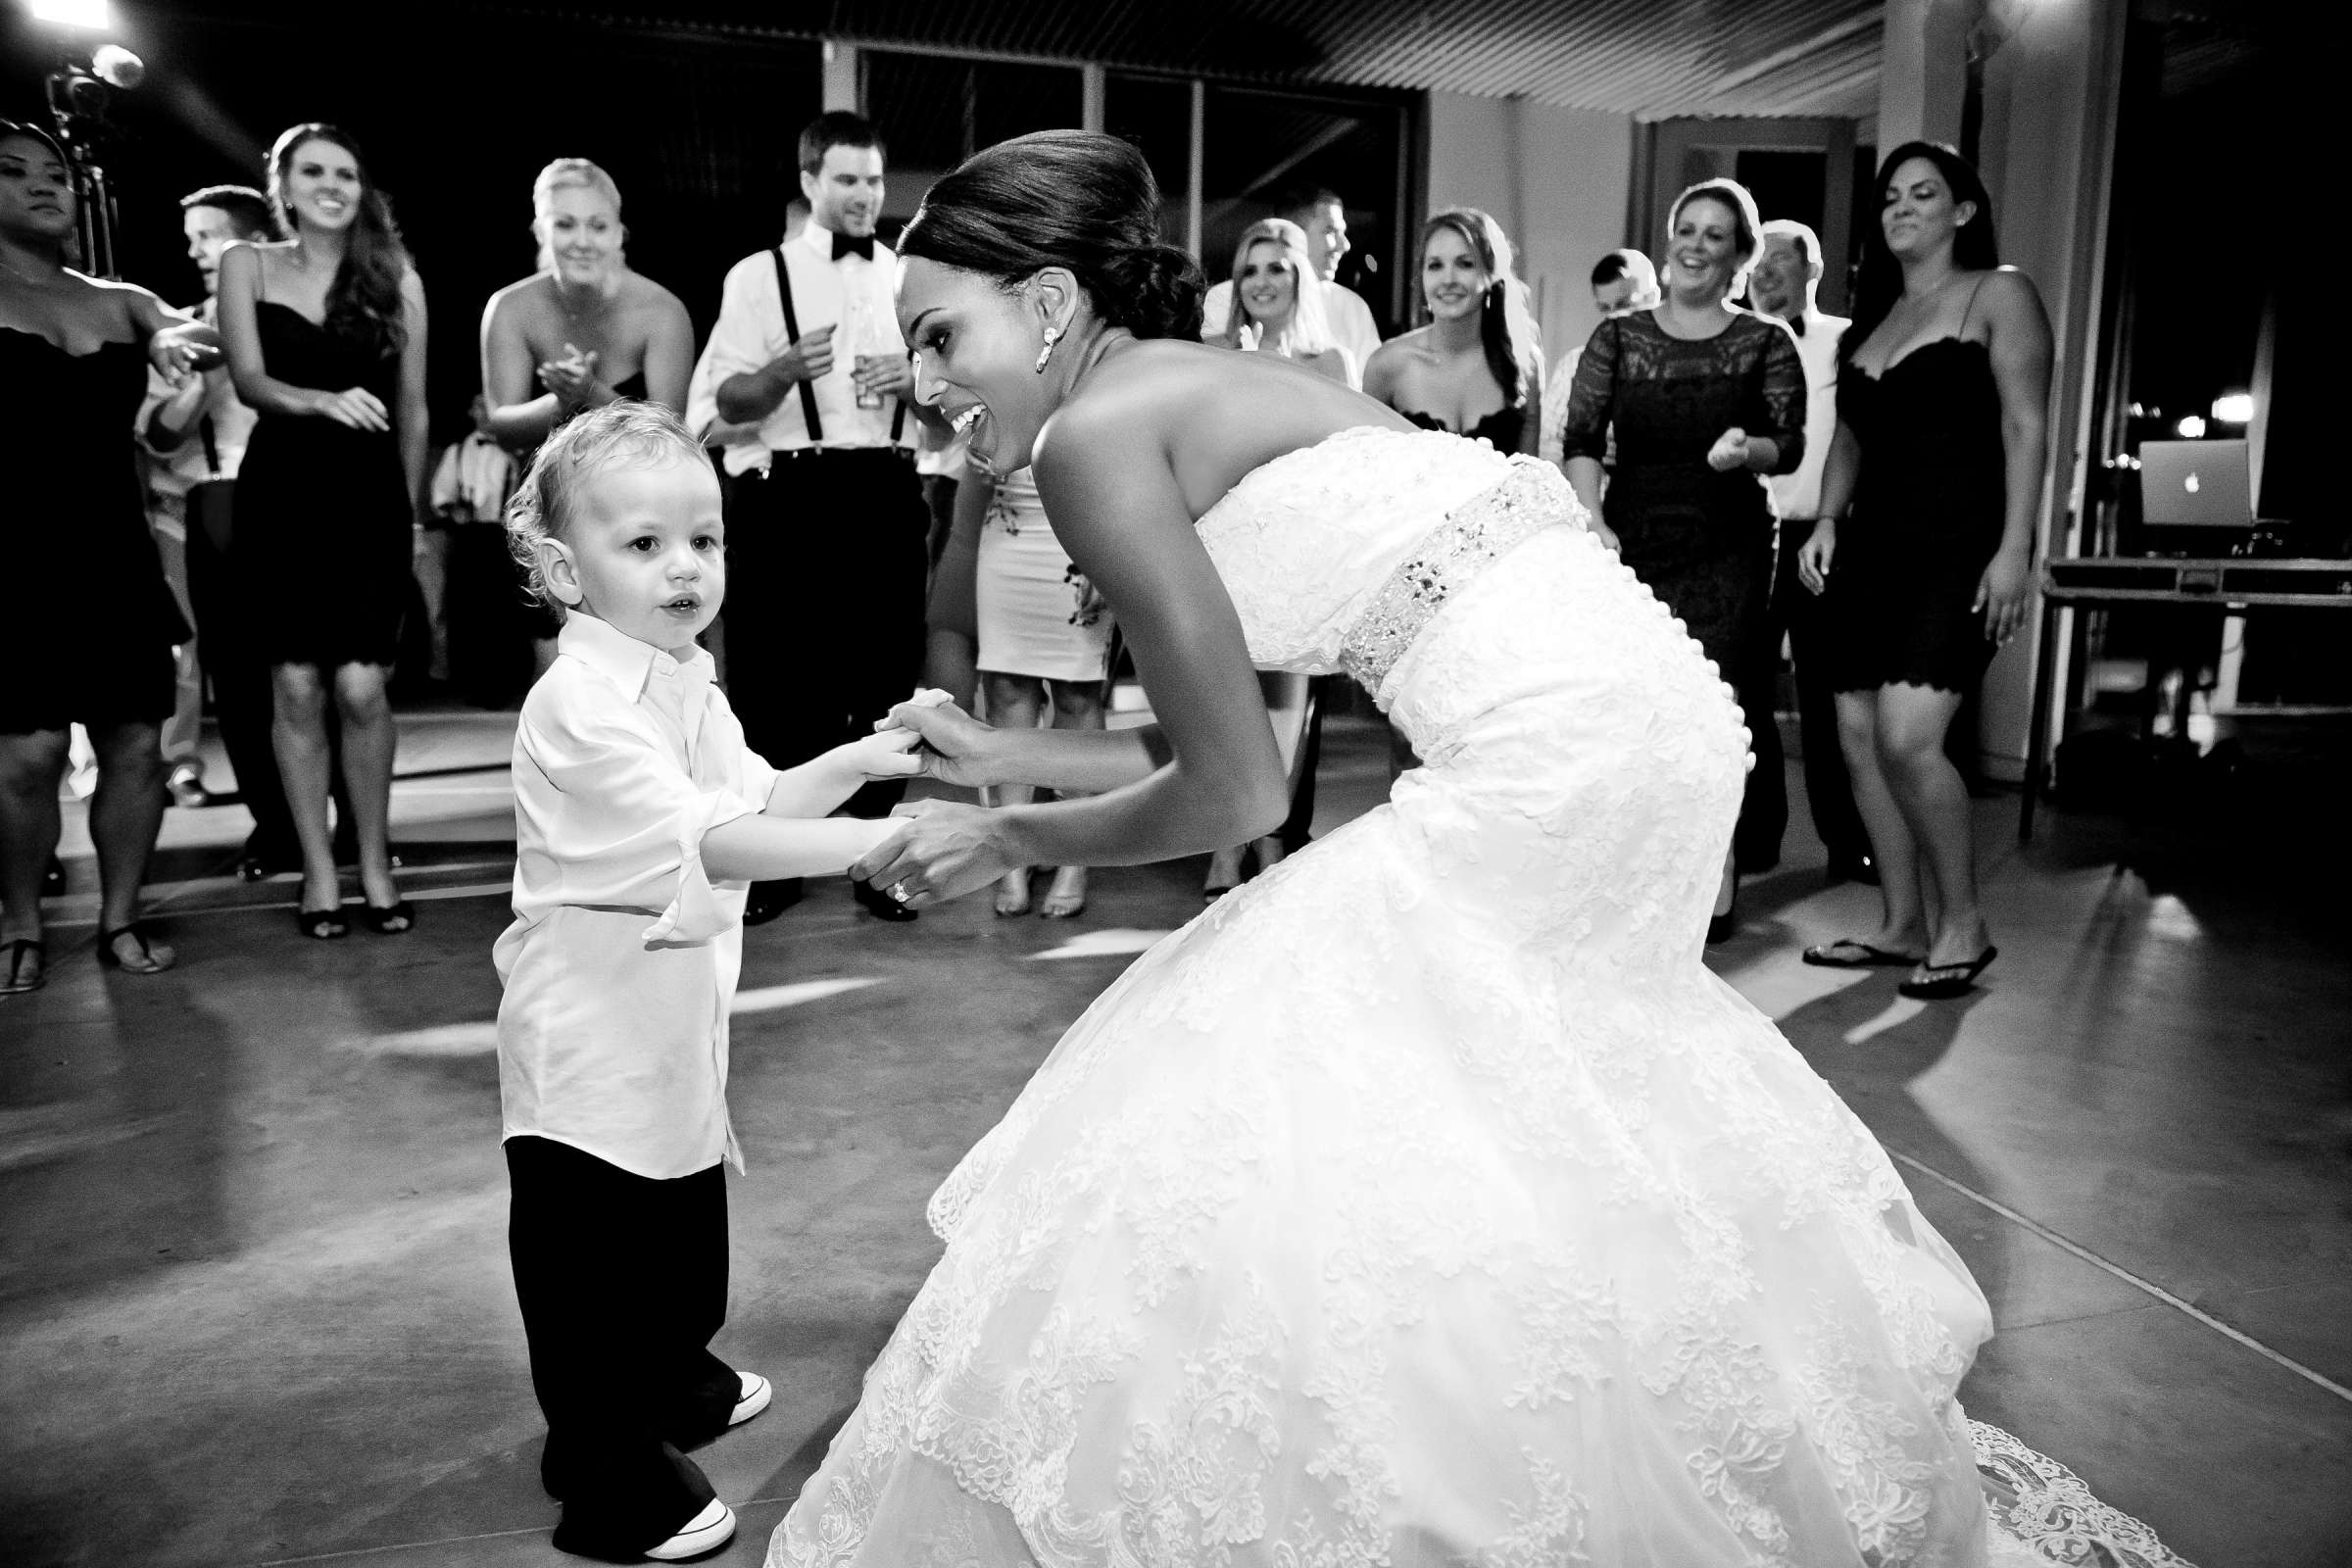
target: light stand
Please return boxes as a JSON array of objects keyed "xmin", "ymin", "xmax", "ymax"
[{"xmin": 41, "ymin": 43, "xmax": 144, "ymax": 279}]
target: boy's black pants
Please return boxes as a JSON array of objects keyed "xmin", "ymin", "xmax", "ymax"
[{"xmin": 506, "ymin": 1137, "xmax": 742, "ymax": 1560}]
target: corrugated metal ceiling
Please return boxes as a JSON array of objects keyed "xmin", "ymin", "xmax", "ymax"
[{"xmin": 522, "ymin": 0, "xmax": 1889, "ymax": 120}]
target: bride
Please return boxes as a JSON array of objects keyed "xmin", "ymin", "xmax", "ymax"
[{"xmin": 772, "ymin": 131, "xmax": 2186, "ymax": 1568}]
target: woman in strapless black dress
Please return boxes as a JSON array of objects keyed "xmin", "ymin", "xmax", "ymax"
[
  {"xmin": 0, "ymin": 121, "xmax": 220, "ymax": 992},
  {"xmin": 1796, "ymin": 142, "xmax": 2052, "ymax": 1000},
  {"xmin": 220, "ymin": 123, "xmax": 428, "ymax": 941},
  {"xmin": 1561, "ymin": 178, "xmax": 1805, "ymax": 941},
  {"xmin": 480, "ymin": 159, "xmax": 696, "ymax": 656}
]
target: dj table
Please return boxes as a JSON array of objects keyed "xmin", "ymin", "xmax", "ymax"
[{"xmin": 2020, "ymin": 557, "xmax": 2352, "ymax": 838}]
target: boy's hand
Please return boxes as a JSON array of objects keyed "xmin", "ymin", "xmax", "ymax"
[{"xmin": 837, "ymin": 727, "xmax": 924, "ymax": 780}]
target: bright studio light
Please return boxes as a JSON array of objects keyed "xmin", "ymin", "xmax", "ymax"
[
  {"xmin": 28, "ymin": 0, "xmax": 113, "ymax": 26},
  {"xmin": 2211, "ymin": 393, "xmax": 2255, "ymax": 424},
  {"xmin": 2176, "ymin": 415, "xmax": 2208, "ymax": 439}
]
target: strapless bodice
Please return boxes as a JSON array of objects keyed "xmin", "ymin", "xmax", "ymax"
[{"xmin": 1194, "ymin": 426, "xmax": 1574, "ymax": 686}]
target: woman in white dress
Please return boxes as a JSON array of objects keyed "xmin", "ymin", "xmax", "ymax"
[
  {"xmin": 778, "ymin": 131, "xmax": 2189, "ymax": 1568},
  {"xmin": 966, "ymin": 464, "xmax": 1113, "ymax": 917}
]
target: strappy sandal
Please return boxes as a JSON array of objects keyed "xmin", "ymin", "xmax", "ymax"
[
  {"xmin": 1039, "ymin": 867, "xmax": 1087, "ymax": 920},
  {"xmin": 1, "ymin": 938, "xmax": 44, "ymax": 996},
  {"xmin": 97, "ymin": 923, "xmax": 175, "ymax": 975},
  {"xmin": 360, "ymin": 900, "xmax": 415, "ymax": 935},
  {"xmin": 1802, "ymin": 939, "xmax": 1927, "ymax": 968},
  {"xmin": 1899, "ymin": 946, "xmax": 1999, "ymax": 1000},
  {"xmin": 994, "ymin": 869, "xmax": 1033, "ymax": 918}
]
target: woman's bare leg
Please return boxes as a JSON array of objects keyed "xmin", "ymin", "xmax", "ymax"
[
  {"xmin": 1833, "ymin": 690, "xmax": 1931, "ymax": 955},
  {"xmin": 1040, "ymin": 677, "xmax": 1106, "ymax": 917},
  {"xmin": 331, "ymin": 662, "xmax": 401, "ymax": 911},
  {"xmin": 982, "ymin": 672, "xmax": 1045, "ymax": 915},
  {"xmin": 1873, "ymin": 682, "xmax": 1987, "ymax": 968},
  {"xmin": 272, "ymin": 663, "xmax": 342, "ymax": 916},
  {"xmin": 85, "ymin": 720, "xmax": 173, "ymax": 967}
]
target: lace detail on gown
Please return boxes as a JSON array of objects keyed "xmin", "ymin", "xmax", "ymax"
[{"xmin": 768, "ymin": 427, "xmax": 2191, "ymax": 1568}]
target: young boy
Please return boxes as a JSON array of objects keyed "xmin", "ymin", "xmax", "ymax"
[{"xmin": 494, "ymin": 403, "xmax": 916, "ymax": 1561}]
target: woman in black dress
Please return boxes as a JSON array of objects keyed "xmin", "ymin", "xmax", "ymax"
[
  {"xmin": 1363, "ymin": 207, "xmax": 1542, "ymax": 455},
  {"xmin": 0, "ymin": 121, "xmax": 216, "ymax": 992},
  {"xmin": 219, "ymin": 123, "xmax": 427, "ymax": 939},
  {"xmin": 1796, "ymin": 142, "xmax": 2050, "ymax": 999},
  {"xmin": 1560, "ymin": 177, "xmax": 1804, "ymax": 938}
]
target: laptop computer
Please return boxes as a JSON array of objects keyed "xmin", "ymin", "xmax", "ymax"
[{"xmin": 2139, "ymin": 439, "xmax": 2254, "ymax": 529}]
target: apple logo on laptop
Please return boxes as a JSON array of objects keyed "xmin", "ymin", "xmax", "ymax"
[{"xmin": 2184, "ymin": 472, "xmax": 2200, "ymax": 493}]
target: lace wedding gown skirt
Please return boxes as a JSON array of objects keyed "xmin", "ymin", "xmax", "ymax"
[{"xmin": 769, "ymin": 431, "xmax": 2192, "ymax": 1568}]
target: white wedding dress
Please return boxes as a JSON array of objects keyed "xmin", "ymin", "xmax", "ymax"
[{"xmin": 769, "ymin": 428, "xmax": 2191, "ymax": 1568}]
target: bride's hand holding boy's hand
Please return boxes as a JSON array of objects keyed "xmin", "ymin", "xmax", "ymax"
[
  {"xmin": 838, "ymin": 726, "xmax": 924, "ymax": 781},
  {"xmin": 876, "ymin": 691, "xmax": 1000, "ymax": 790},
  {"xmin": 850, "ymin": 799, "xmax": 1011, "ymax": 911}
]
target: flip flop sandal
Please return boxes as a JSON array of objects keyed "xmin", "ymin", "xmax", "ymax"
[
  {"xmin": 1898, "ymin": 946, "xmax": 2000, "ymax": 1000},
  {"xmin": 1, "ymin": 937, "xmax": 44, "ymax": 996},
  {"xmin": 1802, "ymin": 939, "xmax": 1927, "ymax": 968},
  {"xmin": 97, "ymin": 923, "xmax": 175, "ymax": 975}
]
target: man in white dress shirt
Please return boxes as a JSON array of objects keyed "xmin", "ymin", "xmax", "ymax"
[
  {"xmin": 140, "ymin": 185, "xmax": 356, "ymax": 880},
  {"xmin": 688, "ymin": 113, "xmax": 938, "ymax": 922},
  {"xmin": 1200, "ymin": 189, "xmax": 1382, "ymax": 372},
  {"xmin": 1539, "ymin": 249, "xmax": 1659, "ymax": 471},
  {"xmin": 1744, "ymin": 218, "xmax": 1870, "ymax": 883}
]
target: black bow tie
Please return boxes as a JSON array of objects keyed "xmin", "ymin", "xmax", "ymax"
[
  {"xmin": 831, "ymin": 232, "xmax": 874, "ymax": 262},
  {"xmin": 1788, "ymin": 315, "xmax": 1806, "ymax": 338}
]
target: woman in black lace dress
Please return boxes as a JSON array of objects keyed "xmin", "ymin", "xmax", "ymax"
[
  {"xmin": 1794, "ymin": 143, "xmax": 2050, "ymax": 999},
  {"xmin": 1363, "ymin": 208, "xmax": 1542, "ymax": 456},
  {"xmin": 1560, "ymin": 177, "xmax": 1803, "ymax": 938}
]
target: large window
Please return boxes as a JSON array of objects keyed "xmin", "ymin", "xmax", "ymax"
[
  {"xmin": 1103, "ymin": 72, "xmax": 1196, "ymax": 245},
  {"xmin": 1201, "ymin": 86, "xmax": 1406, "ymax": 334},
  {"xmin": 864, "ymin": 50, "xmax": 1085, "ymax": 220}
]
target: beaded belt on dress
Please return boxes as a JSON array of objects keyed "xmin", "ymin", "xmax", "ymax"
[{"xmin": 1338, "ymin": 457, "xmax": 1571, "ymax": 702}]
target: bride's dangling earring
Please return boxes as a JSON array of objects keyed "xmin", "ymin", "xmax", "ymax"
[{"xmin": 1034, "ymin": 325, "xmax": 1061, "ymax": 375}]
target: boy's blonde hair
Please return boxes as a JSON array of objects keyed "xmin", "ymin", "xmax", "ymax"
[{"xmin": 505, "ymin": 401, "xmax": 709, "ymax": 612}]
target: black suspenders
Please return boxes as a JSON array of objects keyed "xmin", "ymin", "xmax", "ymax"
[{"xmin": 769, "ymin": 244, "xmax": 908, "ymax": 449}]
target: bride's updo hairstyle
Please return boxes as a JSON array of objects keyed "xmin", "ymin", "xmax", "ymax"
[{"xmin": 898, "ymin": 130, "xmax": 1204, "ymax": 341}]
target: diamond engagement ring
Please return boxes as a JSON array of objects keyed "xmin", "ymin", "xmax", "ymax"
[{"xmin": 890, "ymin": 882, "xmax": 911, "ymax": 904}]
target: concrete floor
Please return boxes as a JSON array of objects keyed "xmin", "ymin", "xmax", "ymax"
[{"xmin": 2, "ymin": 705, "xmax": 2346, "ymax": 1568}]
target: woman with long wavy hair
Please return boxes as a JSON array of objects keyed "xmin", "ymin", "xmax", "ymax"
[
  {"xmin": 1794, "ymin": 142, "xmax": 2051, "ymax": 998},
  {"xmin": 218, "ymin": 122, "xmax": 426, "ymax": 939},
  {"xmin": 1363, "ymin": 206, "xmax": 1543, "ymax": 456}
]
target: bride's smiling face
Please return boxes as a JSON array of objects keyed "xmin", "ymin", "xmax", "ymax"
[{"xmin": 899, "ymin": 255, "xmax": 1065, "ymax": 478}]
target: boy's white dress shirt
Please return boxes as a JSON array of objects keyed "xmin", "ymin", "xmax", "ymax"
[{"xmin": 495, "ymin": 612, "xmax": 778, "ymax": 1179}]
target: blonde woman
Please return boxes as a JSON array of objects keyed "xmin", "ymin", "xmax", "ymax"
[
  {"xmin": 480, "ymin": 159, "xmax": 693, "ymax": 446},
  {"xmin": 1204, "ymin": 219, "xmax": 1348, "ymax": 898},
  {"xmin": 481, "ymin": 159, "xmax": 694, "ymax": 665},
  {"xmin": 1215, "ymin": 218, "xmax": 1353, "ymax": 386}
]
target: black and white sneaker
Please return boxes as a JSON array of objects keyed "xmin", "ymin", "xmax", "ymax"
[
  {"xmin": 728, "ymin": 1372, "xmax": 771, "ymax": 1427},
  {"xmin": 644, "ymin": 1498, "xmax": 735, "ymax": 1561}
]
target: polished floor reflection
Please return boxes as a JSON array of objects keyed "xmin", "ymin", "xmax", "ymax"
[{"xmin": 2, "ymin": 709, "xmax": 2344, "ymax": 1567}]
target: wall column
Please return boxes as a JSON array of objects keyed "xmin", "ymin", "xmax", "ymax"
[
  {"xmin": 1876, "ymin": 0, "xmax": 1970, "ymax": 146},
  {"xmin": 1973, "ymin": 0, "xmax": 2131, "ymax": 778},
  {"xmin": 821, "ymin": 39, "xmax": 858, "ymax": 113}
]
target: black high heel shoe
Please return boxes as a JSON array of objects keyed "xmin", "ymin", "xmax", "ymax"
[
  {"xmin": 295, "ymin": 906, "xmax": 349, "ymax": 940},
  {"xmin": 1705, "ymin": 887, "xmax": 1740, "ymax": 945},
  {"xmin": 360, "ymin": 900, "xmax": 414, "ymax": 935}
]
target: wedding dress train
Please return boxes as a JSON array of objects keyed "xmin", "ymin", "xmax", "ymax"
[{"xmin": 768, "ymin": 429, "xmax": 2192, "ymax": 1568}]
